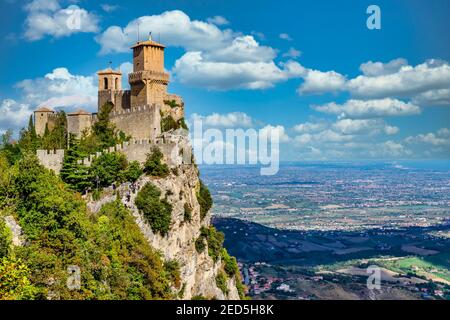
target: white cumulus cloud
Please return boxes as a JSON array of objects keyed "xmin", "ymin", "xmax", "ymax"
[
  {"xmin": 24, "ymin": 0, "xmax": 99, "ymax": 41},
  {"xmin": 298, "ymin": 59, "xmax": 450, "ymax": 107},
  {"xmin": 15, "ymin": 67, "xmax": 97, "ymax": 111},
  {"xmin": 0, "ymin": 99, "xmax": 34, "ymax": 131},
  {"xmin": 96, "ymin": 10, "xmax": 305, "ymax": 90},
  {"xmin": 206, "ymin": 16, "xmax": 229, "ymax": 26},
  {"xmin": 190, "ymin": 112, "xmax": 255, "ymax": 128},
  {"xmin": 313, "ymin": 98, "xmax": 421, "ymax": 119}
]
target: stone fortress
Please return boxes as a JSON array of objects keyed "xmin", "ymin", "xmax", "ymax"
[
  {"xmin": 31, "ymin": 38, "xmax": 241, "ymax": 300},
  {"xmin": 35, "ymin": 37, "xmax": 190, "ymax": 173}
]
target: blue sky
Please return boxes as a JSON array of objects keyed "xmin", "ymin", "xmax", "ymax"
[{"xmin": 0, "ymin": 0, "xmax": 449, "ymax": 160}]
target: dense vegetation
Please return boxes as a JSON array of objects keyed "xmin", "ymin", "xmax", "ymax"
[
  {"xmin": 135, "ymin": 183, "xmax": 173, "ymax": 236},
  {"xmin": 0, "ymin": 149, "xmax": 177, "ymax": 299},
  {"xmin": 144, "ymin": 147, "xmax": 170, "ymax": 177},
  {"xmin": 195, "ymin": 226, "xmax": 247, "ymax": 299},
  {"xmin": 164, "ymin": 100, "xmax": 181, "ymax": 109},
  {"xmin": 0, "ymin": 102, "xmax": 245, "ymax": 300},
  {"xmin": 160, "ymin": 115, "xmax": 188, "ymax": 132},
  {"xmin": 197, "ymin": 180, "xmax": 213, "ymax": 220},
  {"xmin": 215, "ymin": 271, "xmax": 229, "ymax": 296},
  {"xmin": 0, "ymin": 219, "xmax": 11, "ymax": 258},
  {"xmin": 198, "ymin": 226, "xmax": 225, "ymax": 263}
]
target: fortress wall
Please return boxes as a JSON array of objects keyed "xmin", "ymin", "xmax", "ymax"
[
  {"xmin": 77, "ymin": 132, "xmax": 192, "ymax": 169},
  {"xmin": 110, "ymin": 104, "xmax": 161, "ymax": 140},
  {"xmin": 113, "ymin": 90, "xmax": 131, "ymax": 111},
  {"xmin": 98, "ymin": 90, "xmax": 131, "ymax": 112},
  {"xmin": 37, "ymin": 149, "xmax": 65, "ymax": 174},
  {"xmin": 67, "ymin": 114, "xmax": 93, "ymax": 138},
  {"xmin": 35, "ymin": 112, "xmax": 58, "ymax": 136}
]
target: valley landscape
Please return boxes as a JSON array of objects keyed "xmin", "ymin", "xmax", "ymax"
[{"xmin": 205, "ymin": 162, "xmax": 450, "ymax": 300}]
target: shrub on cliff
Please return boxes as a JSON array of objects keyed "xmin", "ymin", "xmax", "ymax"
[
  {"xmin": 124, "ymin": 161, "xmax": 143, "ymax": 182},
  {"xmin": 197, "ymin": 180, "xmax": 213, "ymax": 220},
  {"xmin": 144, "ymin": 147, "xmax": 169, "ymax": 177},
  {"xmin": 195, "ymin": 237, "xmax": 206, "ymax": 253},
  {"xmin": 221, "ymin": 248, "xmax": 239, "ymax": 277},
  {"xmin": 179, "ymin": 118, "xmax": 188, "ymax": 130},
  {"xmin": 135, "ymin": 182, "xmax": 173, "ymax": 236},
  {"xmin": 164, "ymin": 260, "xmax": 181, "ymax": 289},
  {"xmin": 199, "ymin": 226, "xmax": 224, "ymax": 263},
  {"xmin": 0, "ymin": 219, "xmax": 12, "ymax": 258},
  {"xmin": 161, "ymin": 115, "xmax": 178, "ymax": 132},
  {"xmin": 163, "ymin": 100, "xmax": 181, "ymax": 109},
  {"xmin": 215, "ymin": 271, "xmax": 229, "ymax": 296}
]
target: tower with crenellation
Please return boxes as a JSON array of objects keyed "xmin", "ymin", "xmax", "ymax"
[
  {"xmin": 34, "ymin": 37, "xmax": 185, "ymax": 143},
  {"xmin": 128, "ymin": 39, "xmax": 170, "ymax": 107}
]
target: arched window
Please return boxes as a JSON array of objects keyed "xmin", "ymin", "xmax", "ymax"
[
  {"xmin": 104, "ymin": 77, "xmax": 109, "ymax": 90},
  {"xmin": 115, "ymin": 77, "xmax": 119, "ymax": 90}
]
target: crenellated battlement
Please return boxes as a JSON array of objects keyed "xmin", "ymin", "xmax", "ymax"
[
  {"xmin": 37, "ymin": 149, "xmax": 65, "ymax": 174},
  {"xmin": 110, "ymin": 104, "xmax": 159, "ymax": 118},
  {"xmin": 76, "ymin": 132, "xmax": 192, "ymax": 169}
]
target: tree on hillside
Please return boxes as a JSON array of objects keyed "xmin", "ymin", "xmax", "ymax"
[
  {"xmin": 1, "ymin": 130, "xmax": 21, "ymax": 165},
  {"xmin": 92, "ymin": 102, "xmax": 117, "ymax": 149},
  {"xmin": 90, "ymin": 152, "xmax": 128, "ymax": 188},
  {"xmin": 60, "ymin": 134, "xmax": 93, "ymax": 192}
]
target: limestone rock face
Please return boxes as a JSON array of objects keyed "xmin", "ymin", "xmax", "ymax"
[
  {"xmin": 3, "ymin": 215, "xmax": 25, "ymax": 246},
  {"xmin": 87, "ymin": 135, "xmax": 240, "ymax": 300}
]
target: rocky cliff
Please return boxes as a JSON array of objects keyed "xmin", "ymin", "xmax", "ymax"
[{"xmin": 86, "ymin": 135, "xmax": 241, "ymax": 300}]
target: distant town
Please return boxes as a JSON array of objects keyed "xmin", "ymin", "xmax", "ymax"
[{"xmin": 206, "ymin": 162, "xmax": 450, "ymax": 300}]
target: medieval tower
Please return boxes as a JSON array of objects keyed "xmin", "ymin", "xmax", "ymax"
[{"xmin": 35, "ymin": 37, "xmax": 184, "ymax": 141}]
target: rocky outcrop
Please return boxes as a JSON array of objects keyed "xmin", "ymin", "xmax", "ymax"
[
  {"xmin": 86, "ymin": 134, "xmax": 240, "ymax": 300},
  {"xmin": 3, "ymin": 215, "xmax": 25, "ymax": 246}
]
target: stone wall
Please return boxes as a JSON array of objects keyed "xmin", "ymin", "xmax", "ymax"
[
  {"xmin": 77, "ymin": 131, "xmax": 192, "ymax": 168},
  {"xmin": 110, "ymin": 104, "xmax": 161, "ymax": 140},
  {"xmin": 98, "ymin": 89, "xmax": 131, "ymax": 112},
  {"xmin": 67, "ymin": 114, "xmax": 93, "ymax": 138},
  {"xmin": 35, "ymin": 112, "xmax": 58, "ymax": 136},
  {"xmin": 36, "ymin": 149, "xmax": 64, "ymax": 174}
]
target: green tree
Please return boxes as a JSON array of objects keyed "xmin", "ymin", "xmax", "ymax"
[
  {"xmin": 92, "ymin": 102, "xmax": 117, "ymax": 149},
  {"xmin": 90, "ymin": 152, "xmax": 128, "ymax": 188},
  {"xmin": 135, "ymin": 183, "xmax": 172, "ymax": 236},
  {"xmin": 60, "ymin": 135, "xmax": 92, "ymax": 192},
  {"xmin": 144, "ymin": 147, "xmax": 169, "ymax": 177},
  {"xmin": 124, "ymin": 161, "xmax": 143, "ymax": 182},
  {"xmin": 1, "ymin": 130, "xmax": 22, "ymax": 164},
  {"xmin": 40, "ymin": 111, "xmax": 67, "ymax": 150},
  {"xmin": 0, "ymin": 257, "xmax": 38, "ymax": 300},
  {"xmin": 0, "ymin": 219, "xmax": 12, "ymax": 258}
]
